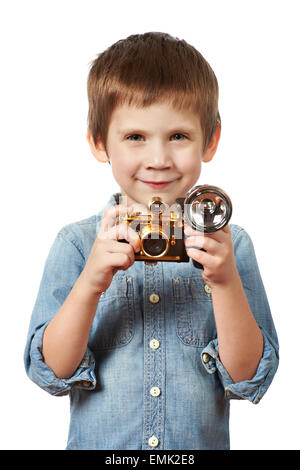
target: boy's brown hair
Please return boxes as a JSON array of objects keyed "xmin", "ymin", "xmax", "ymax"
[{"xmin": 87, "ymin": 32, "xmax": 220, "ymax": 152}]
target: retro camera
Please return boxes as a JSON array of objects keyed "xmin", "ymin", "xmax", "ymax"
[{"xmin": 118, "ymin": 185, "xmax": 232, "ymax": 269}]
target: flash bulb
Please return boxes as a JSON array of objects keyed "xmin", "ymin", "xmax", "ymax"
[{"xmin": 184, "ymin": 185, "xmax": 232, "ymax": 233}]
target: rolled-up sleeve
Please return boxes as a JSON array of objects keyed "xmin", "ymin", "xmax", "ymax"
[
  {"xmin": 201, "ymin": 226, "xmax": 279, "ymax": 404},
  {"xmin": 24, "ymin": 230, "xmax": 97, "ymax": 396},
  {"xmin": 201, "ymin": 331, "xmax": 278, "ymax": 404}
]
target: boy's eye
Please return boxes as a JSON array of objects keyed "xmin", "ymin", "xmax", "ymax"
[
  {"xmin": 126, "ymin": 134, "xmax": 144, "ymax": 141},
  {"xmin": 171, "ymin": 133, "xmax": 187, "ymax": 141}
]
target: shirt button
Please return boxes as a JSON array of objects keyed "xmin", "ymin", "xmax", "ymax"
[
  {"xmin": 204, "ymin": 284, "xmax": 212, "ymax": 294},
  {"xmin": 149, "ymin": 339, "xmax": 160, "ymax": 350},
  {"xmin": 148, "ymin": 435, "xmax": 159, "ymax": 448},
  {"xmin": 81, "ymin": 380, "xmax": 91, "ymax": 387},
  {"xmin": 149, "ymin": 293, "xmax": 160, "ymax": 303},
  {"xmin": 150, "ymin": 386, "xmax": 161, "ymax": 397},
  {"xmin": 202, "ymin": 352, "xmax": 211, "ymax": 363}
]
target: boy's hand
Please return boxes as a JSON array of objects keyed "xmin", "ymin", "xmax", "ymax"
[
  {"xmin": 184, "ymin": 224, "xmax": 239, "ymax": 288},
  {"xmin": 80, "ymin": 205, "xmax": 141, "ymax": 296}
]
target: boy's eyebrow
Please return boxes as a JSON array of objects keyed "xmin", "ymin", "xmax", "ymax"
[
  {"xmin": 117, "ymin": 126, "xmax": 198, "ymax": 135},
  {"xmin": 117, "ymin": 128, "xmax": 144, "ymax": 135}
]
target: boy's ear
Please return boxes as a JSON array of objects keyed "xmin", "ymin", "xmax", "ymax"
[
  {"xmin": 86, "ymin": 128, "xmax": 109, "ymax": 163},
  {"xmin": 202, "ymin": 123, "xmax": 221, "ymax": 163}
]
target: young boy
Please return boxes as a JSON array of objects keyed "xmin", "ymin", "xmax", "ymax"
[{"xmin": 24, "ymin": 32, "xmax": 279, "ymax": 450}]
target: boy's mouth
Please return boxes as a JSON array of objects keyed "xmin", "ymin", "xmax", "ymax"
[{"xmin": 139, "ymin": 179, "xmax": 177, "ymax": 189}]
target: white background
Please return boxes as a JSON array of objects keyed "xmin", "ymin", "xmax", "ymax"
[{"xmin": 1, "ymin": 0, "xmax": 299, "ymax": 450}]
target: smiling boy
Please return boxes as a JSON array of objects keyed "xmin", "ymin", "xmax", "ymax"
[
  {"xmin": 89, "ymin": 102, "xmax": 214, "ymax": 208},
  {"xmin": 24, "ymin": 32, "xmax": 279, "ymax": 450}
]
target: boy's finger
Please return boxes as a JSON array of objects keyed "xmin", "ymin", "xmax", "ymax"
[
  {"xmin": 116, "ymin": 224, "xmax": 141, "ymax": 253},
  {"xmin": 184, "ymin": 235, "xmax": 218, "ymax": 254},
  {"xmin": 222, "ymin": 224, "xmax": 231, "ymax": 234},
  {"xmin": 185, "ymin": 247, "xmax": 212, "ymax": 267},
  {"xmin": 184, "ymin": 223, "xmax": 197, "ymax": 236},
  {"xmin": 99, "ymin": 205, "xmax": 133, "ymax": 234},
  {"xmin": 101, "ymin": 223, "xmax": 141, "ymax": 252},
  {"xmin": 203, "ymin": 224, "xmax": 231, "ymax": 243},
  {"xmin": 104, "ymin": 239, "xmax": 136, "ymax": 265},
  {"xmin": 184, "ymin": 223, "xmax": 230, "ymax": 243}
]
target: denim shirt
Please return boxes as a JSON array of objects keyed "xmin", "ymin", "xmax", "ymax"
[{"xmin": 24, "ymin": 193, "xmax": 279, "ymax": 450}]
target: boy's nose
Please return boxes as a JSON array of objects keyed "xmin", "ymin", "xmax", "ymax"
[{"xmin": 144, "ymin": 145, "xmax": 172, "ymax": 169}]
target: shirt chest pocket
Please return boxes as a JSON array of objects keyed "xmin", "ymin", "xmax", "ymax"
[
  {"xmin": 89, "ymin": 275, "xmax": 135, "ymax": 351},
  {"xmin": 172, "ymin": 276, "xmax": 216, "ymax": 347}
]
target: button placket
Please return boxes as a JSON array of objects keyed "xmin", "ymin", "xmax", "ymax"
[{"xmin": 143, "ymin": 261, "xmax": 165, "ymax": 449}]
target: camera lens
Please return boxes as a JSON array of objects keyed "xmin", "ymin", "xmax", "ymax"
[{"xmin": 142, "ymin": 233, "xmax": 168, "ymax": 257}]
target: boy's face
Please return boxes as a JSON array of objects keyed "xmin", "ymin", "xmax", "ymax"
[{"xmin": 89, "ymin": 102, "xmax": 220, "ymax": 210}]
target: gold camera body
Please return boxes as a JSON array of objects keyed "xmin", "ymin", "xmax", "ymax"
[
  {"xmin": 119, "ymin": 196, "xmax": 189, "ymax": 263},
  {"xmin": 118, "ymin": 185, "xmax": 232, "ymax": 265}
]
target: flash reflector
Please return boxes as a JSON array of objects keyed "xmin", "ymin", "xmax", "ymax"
[{"xmin": 184, "ymin": 185, "xmax": 232, "ymax": 233}]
